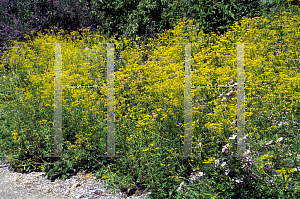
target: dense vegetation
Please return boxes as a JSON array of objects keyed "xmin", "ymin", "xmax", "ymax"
[
  {"xmin": 1, "ymin": 0, "xmax": 298, "ymax": 63},
  {"xmin": 1, "ymin": 0, "xmax": 300, "ymax": 198}
]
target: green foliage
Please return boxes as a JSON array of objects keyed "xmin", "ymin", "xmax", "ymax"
[
  {"xmin": 1, "ymin": 1, "xmax": 300, "ymax": 198},
  {"xmin": 1, "ymin": 0, "xmax": 296, "ymax": 65},
  {"xmin": 78, "ymin": 0, "xmax": 290, "ymax": 47}
]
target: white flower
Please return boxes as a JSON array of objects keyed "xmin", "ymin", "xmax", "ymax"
[
  {"xmin": 227, "ymin": 90, "xmax": 234, "ymax": 96},
  {"xmin": 277, "ymin": 137, "xmax": 283, "ymax": 143},
  {"xmin": 294, "ymin": 167, "xmax": 300, "ymax": 171},
  {"xmin": 177, "ymin": 181, "xmax": 185, "ymax": 191},
  {"xmin": 215, "ymin": 159, "xmax": 220, "ymax": 167},
  {"xmin": 180, "ymin": 181, "xmax": 185, "ymax": 186},
  {"xmin": 193, "ymin": 167, "xmax": 199, "ymax": 172},
  {"xmin": 266, "ymin": 140, "xmax": 273, "ymax": 145},
  {"xmin": 245, "ymin": 156, "xmax": 252, "ymax": 162},
  {"xmin": 229, "ymin": 135, "xmax": 237, "ymax": 140},
  {"xmin": 188, "ymin": 171, "xmax": 205, "ymax": 181},
  {"xmin": 244, "ymin": 150, "xmax": 251, "ymax": 155},
  {"xmin": 266, "ymin": 178, "xmax": 274, "ymax": 184},
  {"xmin": 222, "ymin": 144, "xmax": 230, "ymax": 153},
  {"xmin": 225, "ymin": 169, "xmax": 230, "ymax": 175}
]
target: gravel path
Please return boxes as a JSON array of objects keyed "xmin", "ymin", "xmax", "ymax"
[
  {"xmin": 0, "ymin": 156, "xmax": 152, "ymax": 199},
  {"xmin": 0, "ymin": 158, "xmax": 60, "ymax": 199}
]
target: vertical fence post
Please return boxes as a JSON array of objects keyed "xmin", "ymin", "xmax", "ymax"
[
  {"xmin": 46, "ymin": 43, "xmax": 123, "ymax": 158},
  {"xmin": 95, "ymin": 43, "xmax": 123, "ymax": 157},
  {"xmin": 105, "ymin": 43, "xmax": 121, "ymax": 157},
  {"xmin": 45, "ymin": 43, "xmax": 70, "ymax": 158},
  {"xmin": 175, "ymin": 43, "xmax": 201, "ymax": 158},
  {"xmin": 175, "ymin": 42, "xmax": 252, "ymax": 158},
  {"xmin": 229, "ymin": 42, "xmax": 252, "ymax": 158}
]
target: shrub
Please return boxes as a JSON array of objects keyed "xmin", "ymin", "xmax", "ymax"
[{"xmin": 0, "ymin": 2, "xmax": 300, "ymax": 198}]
